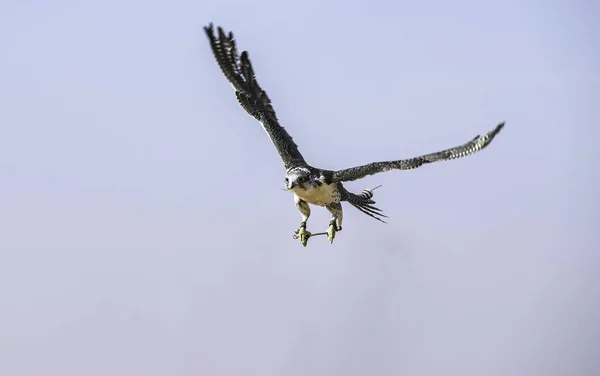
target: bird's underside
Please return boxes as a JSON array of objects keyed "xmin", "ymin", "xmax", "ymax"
[{"xmin": 204, "ymin": 23, "xmax": 505, "ymax": 246}]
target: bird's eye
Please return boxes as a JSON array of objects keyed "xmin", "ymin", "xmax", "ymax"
[
  {"xmin": 285, "ymin": 177, "xmax": 289, "ymax": 182},
  {"xmin": 298, "ymin": 176, "xmax": 306, "ymax": 183}
]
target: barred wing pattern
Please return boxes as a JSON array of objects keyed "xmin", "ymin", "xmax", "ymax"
[
  {"xmin": 204, "ymin": 23, "xmax": 307, "ymax": 169},
  {"xmin": 331, "ymin": 122, "xmax": 505, "ymax": 183}
]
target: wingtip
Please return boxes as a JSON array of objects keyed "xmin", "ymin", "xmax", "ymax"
[
  {"xmin": 490, "ymin": 121, "xmax": 505, "ymax": 138},
  {"xmin": 217, "ymin": 26, "xmax": 226, "ymax": 38},
  {"xmin": 473, "ymin": 121, "xmax": 505, "ymax": 140},
  {"xmin": 204, "ymin": 23, "xmax": 236, "ymax": 42}
]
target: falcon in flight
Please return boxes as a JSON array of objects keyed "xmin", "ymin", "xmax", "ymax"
[{"xmin": 204, "ymin": 23, "xmax": 504, "ymax": 246}]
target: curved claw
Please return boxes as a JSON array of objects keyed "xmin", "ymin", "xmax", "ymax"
[
  {"xmin": 326, "ymin": 224, "xmax": 341, "ymax": 244},
  {"xmin": 294, "ymin": 227, "xmax": 312, "ymax": 247}
]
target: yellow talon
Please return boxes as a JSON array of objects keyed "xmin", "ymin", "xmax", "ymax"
[
  {"xmin": 294, "ymin": 226, "xmax": 312, "ymax": 247},
  {"xmin": 326, "ymin": 223, "xmax": 339, "ymax": 244}
]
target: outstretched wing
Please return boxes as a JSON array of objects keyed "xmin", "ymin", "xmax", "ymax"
[
  {"xmin": 330, "ymin": 122, "xmax": 505, "ymax": 183},
  {"xmin": 204, "ymin": 23, "xmax": 307, "ymax": 169}
]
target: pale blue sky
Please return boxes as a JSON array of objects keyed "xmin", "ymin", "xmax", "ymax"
[{"xmin": 0, "ymin": 0, "xmax": 598, "ymax": 375}]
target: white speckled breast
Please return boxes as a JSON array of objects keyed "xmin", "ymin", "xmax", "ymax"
[{"xmin": 293, "ymin": 183, "xmax": 340, "ymax": 206}]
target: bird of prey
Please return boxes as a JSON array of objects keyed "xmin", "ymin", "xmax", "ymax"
[{"xmin": 204, "ymin": 23, "xmax": 504, "ymax": 246}]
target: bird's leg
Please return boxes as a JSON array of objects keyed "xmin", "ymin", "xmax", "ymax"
[
  {"xmin": 294, "ymin": 221, "xmax": 312, "ymax": 247},
  {"xmin": 325, "ymin": 203, "xmax": 343, "ymax": 244},
  {"xmin": 294, "ymin": 196, "xmax": 312, "ymax": 247}
]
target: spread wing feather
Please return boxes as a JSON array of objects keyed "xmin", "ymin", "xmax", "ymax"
[
  {"xmin": 204, "ymin": 23, "xmax": 307, "ymax": 169},
  {"xmin": 331, "ymin": 122, "xmax": 505, "ymax": 183}
]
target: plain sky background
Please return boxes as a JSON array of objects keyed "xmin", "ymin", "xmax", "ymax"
[{"xmin": 1, "ymin": 0, "xmax": 598, "ymax": 375}]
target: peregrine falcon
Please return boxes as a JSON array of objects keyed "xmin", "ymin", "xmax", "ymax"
[{"xmin": 204, "ymin": 23, "xmax": 504, "ymax": 246}]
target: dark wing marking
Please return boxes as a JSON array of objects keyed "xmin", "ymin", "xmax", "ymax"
[
  {"xmin": 204, "ymin": 23, "xmax": 307, "ymax": 169},
  {"xmin": 331, "ymin": 122, "xmax": 505, "ymax": 183}
]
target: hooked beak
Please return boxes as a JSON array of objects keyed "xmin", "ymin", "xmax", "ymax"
[{"xmin": 288, "ymin": 181, "xmax": 295, "ymax": 190}]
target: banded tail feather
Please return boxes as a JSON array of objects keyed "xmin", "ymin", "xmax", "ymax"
[
  {"xmin": 345, "ymin": 185, "xmax": 388, "ymax": 223},
  {"xmin": 358, "ymin": 184, "xmax": 382, "ymax": 200}
]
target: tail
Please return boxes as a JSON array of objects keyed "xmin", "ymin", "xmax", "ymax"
[{"xmin": 344, "ymin": 185, "xmax": 388, "ymax": 223}]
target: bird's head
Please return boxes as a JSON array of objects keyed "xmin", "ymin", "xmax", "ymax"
[{"xmin": 285, "ymin": 167, "xmax": 316, "ymax": 191}]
